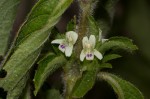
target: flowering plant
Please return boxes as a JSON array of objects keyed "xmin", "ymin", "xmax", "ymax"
[{"xmin": 0, "ymin": 0, "xmax": 144, "ymax": 99}]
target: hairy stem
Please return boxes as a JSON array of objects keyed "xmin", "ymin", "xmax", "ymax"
[
  {"xmin": 75, "ymin": 0, "xmax": 91, "ymax": 59},
  {"xmin": 64, "ymin": 1, "xmax": 93, "ymax": 99},
  {"xmin": 63, "ymin": 59, "xmax": 81, "ymax": 99}
]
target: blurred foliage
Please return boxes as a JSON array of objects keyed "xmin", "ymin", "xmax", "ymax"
[
  {"xmin": 103, "ymin": 0, "xmax": 150, "ymax": 99},
  {"xmin": 87, "ymin": 0, "xmax": 150, "ymax": 98}
]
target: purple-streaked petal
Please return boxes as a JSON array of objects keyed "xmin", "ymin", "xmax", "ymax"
[
  {"xmin": 58, "ymin": 44, "xmax": 65, "ymax": 53},
  {"xmin": 86, "ymin": 53, "xmax": 94, "ymax": 60},
  {"xmin": 94, "ymin": 49, "xmax": 103, "ymax": 60},
  {"xmin": 80, "ymin": 50, "xmax": 86, "ymax": 61}
]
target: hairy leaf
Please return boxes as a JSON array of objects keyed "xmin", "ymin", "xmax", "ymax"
[
  {"xmin": 67, "ymin": 18, "xmax": 76, "ymax": 31},
  {"xmin": 88, "ymin": 16, "xmax": 99, "ymax": 40},
  {"xmin": 72, "ymin": 70, "xmax": 97, "ymax": 98},
  {"xmin": 0, "ymin": 48, "xmax": 41, "ymax": 92},
  {"xmin": 15, "ymin": 0, "xmax": 73, "ymax": 46},
  {"xmin": 0, "ymin": 0, "xmax": 20, "ymax": 56},
  {"xmin": 19, "ymin": 83, "xmax": 32, "ymax": 99},
  {"xmin": 7, "ymin": 73, "xmax": 29, "ymax": 99},
  {"xmin": 99, "ymin": 63, "xmax": 112, "ymax": 69},
  {"xmin": 102, "ymin": 54, "xmax": 122, "ymax": 63},
  {"xmin": 98, "ymin": 72, "xmax": 144, "ymax": 99},
  {"xmin": 0, "ymin": 0, "xmax": 73, "ymax": 98},
  {"xmin": 34, "ymin": 54, "xmax": 66, "ymax": 95},
  {"xmin": 99, "ymin": 37, "xmax": 138, "ymax": 53},
  {"xmin": 45, "ymin": 89, "xmax": 62, "ymax": 99}
]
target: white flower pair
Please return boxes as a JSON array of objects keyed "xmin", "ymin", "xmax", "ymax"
[{"xmin": 51, "ymin": 31, "xmax": 103, "ymax": 61}]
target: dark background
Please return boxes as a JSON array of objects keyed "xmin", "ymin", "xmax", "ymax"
[{"xmin": 11, "ymin": 0, "xmax": 150, "ymax": 99}]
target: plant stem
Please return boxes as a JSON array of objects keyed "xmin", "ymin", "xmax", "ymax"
[
  {"xmin": 63, "ymin": 1, "xmax": 93, "ymax": 99},
  {"xmin": 63, "ymin": 59, "xmax": 80, "ymax": 99},
  {"xmin": 75, "ymin": 0, "xmax": 91, "ymax": 59}
]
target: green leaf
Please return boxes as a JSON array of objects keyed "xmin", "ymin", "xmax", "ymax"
[
  {"xmin": 72, "ymin": 70, "xmax": 97, "ymax": 98},
  {"xmin": 45, "ymin": 89, "xmax": 62, "ymax": 99},
  {"xmin": 0, "ymin": 48, "xmax": 41, "ymax": 92},
  {"xmin": 7, "ymin": 74, "xmax": 29, "ymax": 99},
  {"xmin": 99, "ymin": 37, "xmax": 138, "ymax": 53},
  {"xmin": 99, "ymin": 54, "xmax": 121, "ymax": 69},
  {"xmin": 15, "ymin": 0, "xmax": 73, "ymax": 46},
  {"xmin": 0, "ymin": 0, "xmax": 20, "ymax": 56},
  {"xmin": 0, "ymin": 0, "xmax": 73, "ymax": 97},
  {"xmin": 98, "ymin": 72, "xmax": 144, "ymax": 99},
  {"xmin": 34, "ymin": 54, "xmax": 66, "ymax": 95},
  {"xmin": 19, "ymin": 83, "xmax": 32, "ymax": 99},
  {"xmin": 67, "ymin": 17, "xmax": 76, "ymax": 31},
  {"xmin": 88, "ymin": 16, "xmax": 99, "ymax": 40},
  {"xmin": 99, "ymin": 63, "xmax": 112, "ymax": 69},
  {"xmin": 102, "ymin": 54, "xmax": 122, "ymax": 63}
]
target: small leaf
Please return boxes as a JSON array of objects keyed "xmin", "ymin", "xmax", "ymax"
[
  {"xmin": 99, "ymin": 36, "xmax": 138, "ymax": 53},
  {"xmin": 45, "ymin": 89, "xmax": 62, "ymax": 99},
  {"xmin": 67, "ymin": 17, "xmax": 76, "ymax": 31},
  {"xmin": 88, "ymin": 16, "xmax": 99, "ymax": 40},
  {"xmin": 72, "ymin": 70, "xmax": 97, "ymax": 98},
  {"xmin": 99, "ymin": 63, "xmax": 112, "ymax": 69},
  {"xmin": 34, "ymin": 54, "xmax": 66, "ymax": 95},
  {"xmin": 0, "ymin": 0, "xmax": 20, "ymax": 56},
  {"xmin": 98, "ymin": 72, "xmax": 144, "ymax": 99},
  {"xmin": 102, "ymin": 54, "xmax": 122, "ymax": 63}
]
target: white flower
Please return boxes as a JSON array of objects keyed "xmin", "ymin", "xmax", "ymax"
[
  {"xmin": 51, "ymin": 31, "xmax": 78, "ymax": 57},
  {"xmin": 80, "ymin": 35, "xmax": 103, "ymax": 61}
]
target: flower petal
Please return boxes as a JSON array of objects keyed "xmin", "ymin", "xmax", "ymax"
[
  {"xmin": 86, "ymin": 53, "xmax": 94, "ymax": 60},
  {"xmin": 82, "ymin": 36, "xmax": 88, "ymax": 49},
  {"xmin": 94, "ymin": 49, "xmax": 103, "ymax": 60},
  {"xmin": 80, "ymin": 50, "xmax": 86, "ymax": 61},
  {"xmin": 66, "ymin": 31, "xmax": 78, "ymax": 44},
  {"xmin": 59, "ymin": 44, "xmax": 66, "ymax": 53},
  {"xmin": 89, "ymin": 35, "xmax": 96, "ymax": 48},
  {"xmin": 51, "ymin": 39, "xmax": 64, "ymax": 44},
  {"xmin": 65, "ymin": 46, "xmax": 73, "ymax": 57}
]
